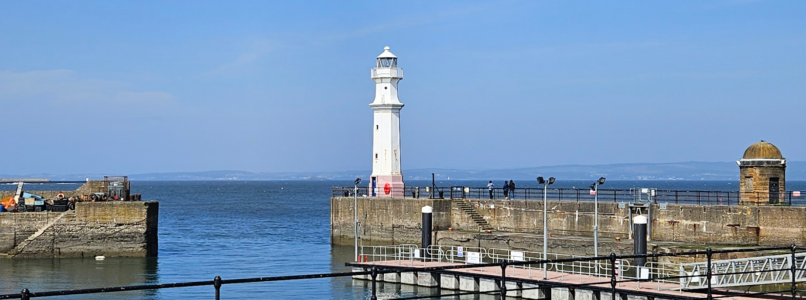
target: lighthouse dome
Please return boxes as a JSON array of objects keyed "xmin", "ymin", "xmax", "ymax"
[{"xmin": 742, "ymin": 140, "xmax": 783, "ymax": 159}]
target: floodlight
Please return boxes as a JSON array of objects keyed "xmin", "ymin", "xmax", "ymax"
[
  {"xmin": 537, "ymin": 177, "xmax": 545, "ymax": 184},
  {"xmin": 598, "ymin": 177, "xmax": 606, "ymax": 185},
  {"xmin": 354, "ymin": 178, "xmax": 361, "ymax": 185},
  {"xmin": 548, "ymin": 177, "xmax": 556, "ymax": 185}
]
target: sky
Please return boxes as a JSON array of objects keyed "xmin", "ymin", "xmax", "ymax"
[{"xmin": 0, "ymin": 1, "xmax": 804, "ymax": 174}]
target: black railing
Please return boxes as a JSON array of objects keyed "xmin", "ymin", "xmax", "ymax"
[
  {"xmin": 2, "ymin": 245, "xmax": 804, "ymax": 299},
  {"xmin": 332, "ymin": 186, "xmax": 805, "ymax": 206}
]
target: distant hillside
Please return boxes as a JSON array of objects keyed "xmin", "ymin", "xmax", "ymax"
[{"xmin": 4, "ymin": 161, "xmax": 804, "ymax": 181}]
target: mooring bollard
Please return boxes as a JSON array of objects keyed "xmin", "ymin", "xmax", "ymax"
[
  {"xmin": 422, "ymin": 206, "xmax": 432, "ymax": 260},
  {"xmin": 634, "ymin": 215, "xmax": 648, "ymax": 282},
  {"xmin": 214, "ymin": 276, "xmax": 222, "ymax": 300},
  {"xmin": 20, "ymin": 288, "xmax": 30, "ymax": 300}
]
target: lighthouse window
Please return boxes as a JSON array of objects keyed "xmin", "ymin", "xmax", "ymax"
[
  {"xmin": 377, "ymin": 58, "xmax": 397, "ymax": 68},
  {"xmin": 745, "ymin": 176, "xmax": 754, "ymax": 191},
  {"xmin": 375, "ymin": 153, "xmax": 378, "ymax": 159},
  {"xmin": 376, "ymin": 125, "xmax": 378, "ymax": 130}
]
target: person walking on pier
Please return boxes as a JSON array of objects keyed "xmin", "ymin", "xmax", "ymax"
[
  {"xmin": 487, "ymin": 181, "xmax": 494, "ymax": 199},
  {"xmin": 509, "ymin": 180, "xmax": 516, "ymax": 199},
  {"xmin": 503, "ymin": 181, "xmax": 509, "ymax": 199}
]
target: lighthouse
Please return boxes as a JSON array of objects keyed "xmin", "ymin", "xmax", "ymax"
[{"xmin": 369, "ymin": 46, "xmax": 405, "ymax": 197}]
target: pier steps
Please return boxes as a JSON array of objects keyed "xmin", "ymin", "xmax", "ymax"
[
  {"xmin": 8, "ymin": 211, "xmax": 72, "ymax": 257},
  {"xmin": 453, "ymin": 199, "xmax": 494, "ymax": 231}
]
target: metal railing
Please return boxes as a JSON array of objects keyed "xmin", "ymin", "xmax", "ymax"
[
  {"xmin": 353, "ymin": 244, "xmax": 806, "ymax": 299},
  {"xmin": 333, "ymin": 186, "xmax": 805, "ymax": 206},
  {"xmin": 370, "ymin": 67, "xmax": 403, "ymax": 78}
]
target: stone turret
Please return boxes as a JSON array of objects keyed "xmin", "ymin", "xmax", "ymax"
[{"xmin": 737, "ymin": 140, "xmax": 786, "ymax": 204}]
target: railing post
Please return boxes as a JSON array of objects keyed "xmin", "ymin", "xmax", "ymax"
[
  {"xmin": 371, "ymin": 266, "xmax": 378, "ymax": 300},
  {"xmin": 20, "ymin": 288, "xmax": 30, "ymax": 300},
  {"xmin": 706, "ymin": 247, "xmax": 713, "ymax": 300},
  {"xmin": 791, "ymin": 244, "xmax": 797, "ymax": 300},
  {"xmin": 610, "ymin": 252, "xmax": 616, "ymax": 300},
  {"xmin": 214, "ymin": 276, "xmax": 222, "ymax": 300},
  {"xmin": 501, "ymin": 260, "xmax": 508, "ymax": 298}
]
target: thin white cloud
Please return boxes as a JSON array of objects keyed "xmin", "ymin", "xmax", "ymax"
[
  {"xmin": 202, "ymin": 39, "xmax": 275, "ymax": 76},
  {"xmin": 0, "ymin": 69, "xmax": 178, "ymax": 116},
  {"xmin": 317, "ymin": 4, "xmax": 492, "ymax": 44}
]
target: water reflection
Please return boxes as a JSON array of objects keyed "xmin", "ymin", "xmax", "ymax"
[{"xmin": 0, "ymin": 257, "xmax": 158, "ymax": 299}]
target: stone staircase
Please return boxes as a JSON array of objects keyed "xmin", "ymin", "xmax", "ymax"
[
  {"xmin": 8, "ymin": 211, "xmax": 71, "ymax": 257},
  {"xmin": 453, "ymin": 199, "xmax": 494, "ymax": 231}
]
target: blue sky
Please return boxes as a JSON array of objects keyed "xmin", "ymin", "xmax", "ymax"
[{"xmin": 0, "ymin": 1, "xmax": 804, "ymax": 174}]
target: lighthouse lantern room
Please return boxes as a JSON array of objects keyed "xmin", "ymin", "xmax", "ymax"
[{"xmin": 369, "ymin": 46, "xmax": 405, "ymax": 197}]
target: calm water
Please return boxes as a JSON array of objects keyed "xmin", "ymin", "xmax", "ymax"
[{"xmin": 1, "ymin": 180, "xmax": 805, "ymax": 299}]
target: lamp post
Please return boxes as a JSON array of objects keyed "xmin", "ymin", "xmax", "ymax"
[
  {"xmin": 590, "ymin": 177, "xmax": 605, "ymax": 274},
  {"xmin": 354, "ymin": 178, "xmax": 361, "ymax": 261},
  {"xmin": 537, "ymin": 176, "xmax": 555, "ymax": 280}
]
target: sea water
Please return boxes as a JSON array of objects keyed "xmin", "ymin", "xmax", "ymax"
[{"xmin": 1, "ymin": 180, "xmax": 805, "ymax": 299}]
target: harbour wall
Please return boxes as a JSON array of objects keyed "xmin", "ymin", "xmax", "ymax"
[
  {"xmin": 331, "ymin": 197, "xmax": 806, "ymax": 255},
  {"xmin": 0, "ymin": 201, "xmax": 159, "ymax": 258}
]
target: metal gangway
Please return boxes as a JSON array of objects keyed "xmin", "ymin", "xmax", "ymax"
[{"xmin": 679, "ymin": 252, "xmax": 806, "ymax": 289}]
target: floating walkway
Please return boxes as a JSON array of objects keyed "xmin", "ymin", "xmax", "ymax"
[{"xmin": 348, "ymin": 244, "xmax": 802, "ymax": 299}]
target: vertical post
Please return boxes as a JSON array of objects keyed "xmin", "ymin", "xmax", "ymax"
[
  {"xmin": 791, "ymin": 244, "xmax": 797, "ymax": 300},
  {"xmin": 501, "ymin": 261, "xmax": 508, "ymax": 298},
  {"xmin": 431, "ymin": 173, "xmax": 435, "ymax": 199},
  {"xmin": 634, "ymin": 215, "xmax": 647, "ymax": 280},
  {"xmin": 214, "ymin": 276, "xmax": 222, "ymax": 300},
  {"xmin": 594, "ymin": 182, "xmax": 599, "ymax": 274},
  {"xmin": 610, "ymin": 252, "xmax": 616, "ymax": 300},
  {"xmin": 706, "ymin": 247, "xmax": 713, "ymax": 300},
  {"xmin": 543, "ymin": 183, "xmax": 548, "ymax": 280},
  {"xmin": 371, "ymin": 266, "xmax": 378, "ymax": 300},
  {"xmin": 20, "ymin": 289, "xmax": 30, "ymax": 300},
  {"xmin": 422, "ymin": 206, "xmax": 433, "ymax": 260},
  {"xmin": 355, "ymin": 183, "xmax": 359, "ymax": 262}
]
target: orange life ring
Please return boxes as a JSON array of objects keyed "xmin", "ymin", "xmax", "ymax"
[
  {"xmin": 56, "ymin": 193, "xmax": 65, "ymax": 199},
  {"xmin": 384, "ymin": 183, "xmax": 391, "ymax": 195}
]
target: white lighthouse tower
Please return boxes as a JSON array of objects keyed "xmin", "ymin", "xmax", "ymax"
[{"xmin": 369, "ymin": 46, "xmax": 405, "ymax": 197}]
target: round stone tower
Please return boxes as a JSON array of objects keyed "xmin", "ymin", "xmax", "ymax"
[{"xmin": 737, "ymin": 140, "xmax": 786, "ymax": 204}]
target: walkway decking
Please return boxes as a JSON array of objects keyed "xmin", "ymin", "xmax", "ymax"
[{"xmin": 349, "ymin": 260, "xmax": 787, "ymax": 300}]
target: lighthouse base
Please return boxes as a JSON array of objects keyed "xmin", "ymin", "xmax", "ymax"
[{"xmin": 370, "ymin": 175, "xmax": 405, "ymax": 198}]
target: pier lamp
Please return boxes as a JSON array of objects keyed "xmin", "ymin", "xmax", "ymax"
[
  {"xmin": 537, "ymin": 176, "xmax": 555, "ymax": 279},
  {"xmin": 591, "ymin": 177, "xmax": 605, "ymax": 274},
  {"xmin": 354, "ymin": 178, "xmax": 361, "ymax": 262}
]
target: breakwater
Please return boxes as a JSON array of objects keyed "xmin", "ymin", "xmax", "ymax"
[
  {"xmin": 0, "ymin": 201, "xmax": 158, "ymax": 258},
  {"xmin": 331, "ymin": 196, "xmax": 805, "ymax": 256}
]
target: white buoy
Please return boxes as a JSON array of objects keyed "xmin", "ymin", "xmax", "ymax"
[{"xmin": 95, "ymin": 255, "xmax": 105, "ymax": 260}]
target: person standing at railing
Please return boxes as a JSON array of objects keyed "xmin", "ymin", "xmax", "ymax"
[
  {"xmin": 509, "ymin": 180, "xmax": 516, "ymax": 199},
  {"xmin": 487, "ymin": 181, "xmax": 494, "ymax": 199},
  {"xmin": 503, "ymin": 181, "xmax": 510, "ymax": 199}
]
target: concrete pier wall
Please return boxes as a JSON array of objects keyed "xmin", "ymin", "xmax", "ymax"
[
  {"xmin": 0, "ymin": 201, "xmax": 159, "ymax": 258},
  {"xmin": 331, "ymin": 196, "xmax": 806, "ymax": 252}
]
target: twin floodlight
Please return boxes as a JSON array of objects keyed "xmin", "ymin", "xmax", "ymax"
[{"xmin": 536, "ymin": 177, "xmax": 556, "ymax": 185}]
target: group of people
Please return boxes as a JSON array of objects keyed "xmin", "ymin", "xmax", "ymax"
[{"xmin": 486, "ymin": 180, "xmax": 517, "ymax": 199}]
